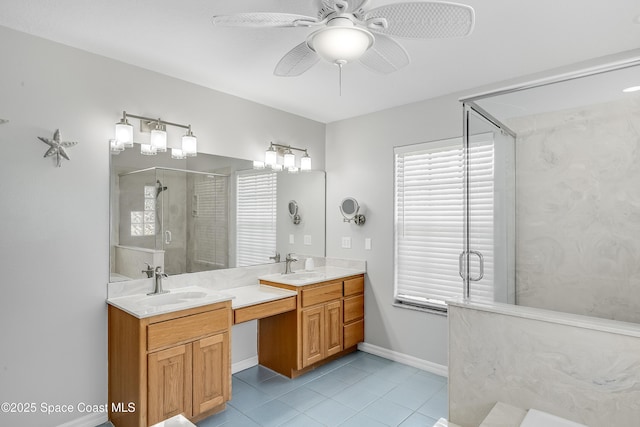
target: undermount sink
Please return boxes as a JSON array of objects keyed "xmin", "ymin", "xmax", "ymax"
[
  {"xmin": 285, "ymin": 271, "xmax": 321, "ymax": 280},
  {"xmin": 141, "ymin": 291, "xmax": 208, "ymax": 307}
]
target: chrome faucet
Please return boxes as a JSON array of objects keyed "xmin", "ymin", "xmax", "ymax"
[
  {"xmin": 142, "ymin": 263, "xmax": 154, "ymax": 278},
  {"xmin": 284, "ymin": 253, "xmax": 298, "ymax": 274},
  {"xmin": 148, "ymin": 266, "xmax": 169, "ymax": 295},
  {"xmin": 269, "ymin": 251, "xmax": 281, "ymax": 263}
]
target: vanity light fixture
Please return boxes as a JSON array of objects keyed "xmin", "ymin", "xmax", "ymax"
[
  {"xmin": 150, "ymin": 121, "xmax": 167, "ymax": 152},
  {"xmin": 182, "ymin": 127, "xmax": 197, "ymax": 157},
  {"xmin": 111, "ymin": 111, "xmax": 197, "ymax": 157},
  {"xmin": 110, "ymin": 139, "xmax": 125, "ymax": 152},
  {"xmin": 260, "ymin": 142, "xmax": 312, "ymax": 172},
  {"xmin": 300, "ymin": 151, "xmax": 312, "ymax": 171},
  {"xmin": 171, "ymin": 148, "xmax": 186, "ymax": 159},
  {"xmin": 140, "ymin": 143, "xmax": 157, "ymax": 156},
  {"xmin": 283, "ymin": 147, "xmax": 295, "ymax": 169},
  {"xmin": 115, "ymin": 112, "xmax": 134, "ymax": 148},
  {"xmin": 265, "ymin": 144, "xmax": 277, "ymax": 167}
]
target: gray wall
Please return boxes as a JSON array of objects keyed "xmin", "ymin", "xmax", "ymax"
[
  {"xmin": 0, "ymin": 25, "xmax": 324, "ymax": 427},
  {"xmin": 325, "ymin": 94, "xmax": 463, "ymax": 367},
  {"xmin": 448, "ymin": 302, "xmax": 640, "ymax": 427}
]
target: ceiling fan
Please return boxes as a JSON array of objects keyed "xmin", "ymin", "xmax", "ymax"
[{"xmin": 211, "ymin": 0, "xmax": 475, "ymax": 77}]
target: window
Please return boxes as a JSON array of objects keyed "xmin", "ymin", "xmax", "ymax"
[
  {"xmin": 393, "ymin": 136, "xmax": 494, "ymax": 311},
  {"xmin": 236, "ymin": 170, "xmax": 277, "ymax": 267},
  {"xmin": 193, "ymin": 176, "xmax": 229, "ymax": 268},
  {"xmin": 131, "ymin": 185, "xmax": 156, "ymax": 236}
]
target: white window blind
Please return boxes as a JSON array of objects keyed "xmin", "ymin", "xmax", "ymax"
[
  {"xmin": 394, "ymin": 136, "xmax": 494, "ymax": 310},
  {"xmin": 236, "ymin": 171, "xmax": 277, "ymax": 267},
  {"xmin": 193, "ymin": 176, "xmax": 229, "ymax": 268}
]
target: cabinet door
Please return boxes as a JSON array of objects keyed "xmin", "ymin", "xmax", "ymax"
[
  {"xmin": 193, "ymin": 333, "xmax": 229, "ymax": 417},
  {"xmin": 148, "ymin": 344, "xmax": 192, "ymax": 425},
  {"xmin": 301, "ymin": 306, "xmax": 324, "ymax": 368},
  {"xmin": 325, "ymin": 300, "xmax": 343, "ymax": 357}
]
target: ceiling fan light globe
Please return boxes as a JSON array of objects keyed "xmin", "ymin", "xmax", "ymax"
[{"xmin": 309, "ymin": 26, "xmax": 374, "ymax": 64}]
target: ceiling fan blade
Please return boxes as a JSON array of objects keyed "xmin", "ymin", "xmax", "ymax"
[
  {"xmin": 365, "ymin": 2, "xmax": 475, "ymax": 39},
  {"xmin": 359, "ymin": 34, "xmax": 410, "ymax": 74},
  {"xmin": 212, "ymin": 12, "xmax": 318, "ymax": 28},
  {"xmin": 274, "ymin": 42, "xmax": 320, "ymax": 77}
]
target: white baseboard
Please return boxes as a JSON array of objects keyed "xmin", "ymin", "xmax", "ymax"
[
  {"xmin": 357, "ymin": 342, "xmax": 448, "ymax": 378},
  {"xmin": 57, "ymin": 412, "xmax": 107, "ymax": 427},
  {"xmin": 232, "ymin": 355, "xmax": 259, "ymax": 374}
]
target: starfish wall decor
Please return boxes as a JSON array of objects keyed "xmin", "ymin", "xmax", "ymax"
[{"xmin": 37, "ymin": 129, "xmax": 78, "ymax": 167}]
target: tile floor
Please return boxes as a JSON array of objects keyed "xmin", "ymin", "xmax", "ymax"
[{"xmin": 197, "ymin": 351, "xmax": 448, "ymax": 427}]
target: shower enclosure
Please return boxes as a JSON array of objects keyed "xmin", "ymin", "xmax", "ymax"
[
  {"xmin": 461, "ymin": 60, "xmax": 640, "ymax": 324},
  {"xmin": 114, "ymin": 167, "xmax": 229, "ymax": 278}
]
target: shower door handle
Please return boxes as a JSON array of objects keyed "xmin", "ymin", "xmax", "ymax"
[
  {"xmin": 165, "ymin": 230, "xmax": 172, "ymax": 245},
  {"xmin": 459, "ymin": 250, "xmax": 484, "ymax": 281},
  {"xmin": 469, "ymin": 250, "xmax": 484, "ymax": 281}
]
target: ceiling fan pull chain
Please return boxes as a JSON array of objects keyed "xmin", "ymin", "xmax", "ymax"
[{"xmin": 336, "ymin": 60, "xmax": 347, "ymax": 96}]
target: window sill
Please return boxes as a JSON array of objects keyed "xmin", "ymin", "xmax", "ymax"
[{"xmin": 392, "ymin": 301, "xmax": 448, "ymax": 317}]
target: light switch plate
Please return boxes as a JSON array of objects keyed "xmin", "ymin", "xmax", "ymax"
[
  {"xmin": 365, "ymin": 238, "xmax": 372, "ymax": 250},
  {"xmin": 289, "ymin": 234, "xmax": 295, "ymax": 244},
  {"xmin": 341, "ymin": 236, "xmax": 351, "ymax": 249},
  {"xmin": 304, "ymin": 235, "xmax": 312, "ymax": 245}
]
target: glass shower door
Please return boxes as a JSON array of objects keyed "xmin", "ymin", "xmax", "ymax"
[{"xmin": 462, "ymin": 104, "xmax": 516, "ymax": 304}]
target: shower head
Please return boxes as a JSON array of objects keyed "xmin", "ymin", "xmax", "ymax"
[{"xmin": 156, "ymin": 180, "xmax": 168, "ymax": 198}]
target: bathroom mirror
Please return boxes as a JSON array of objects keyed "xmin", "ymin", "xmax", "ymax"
[
  {"xmin": 288, "ymin": 200, "xmax": 301, "ymax": 225},
  {"xmin": 339, "ymin": 197, "xmax": 366, "ymax": 225},
  {"xmin": 110, "ymin": 144, "xmax": 325, "ymax": 282}
]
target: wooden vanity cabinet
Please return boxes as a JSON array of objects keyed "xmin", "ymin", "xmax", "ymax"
[
  {"xmin": 108, "ymin": 301, "xmax": 231, "ymax": 427},
  {"xmin": 259, "ymin": 274, "xmax": 364, "ymax": 378}
]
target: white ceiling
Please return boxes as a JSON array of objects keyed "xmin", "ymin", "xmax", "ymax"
[{"xmin": 1, "ymin": 0, "xmax": 639, "ymax": 123}]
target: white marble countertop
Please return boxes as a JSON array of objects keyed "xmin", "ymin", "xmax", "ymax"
[
  {"xmin": 224, "ymin": 284, "xmax": 297, "ymax": 309},
  {"xmin": 107, "ymin": 284, "xmax": 300, "ymax": 319},
  {"xmin": 258, "ymin": 265, "xmax": 365, "ymax": 287},
  {"xmin": 107, "ymin": 286, "xmax": 234, "ymax": 319}
]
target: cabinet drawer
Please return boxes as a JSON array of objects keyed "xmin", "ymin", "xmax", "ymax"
[
  {"xmin": 234, "ymin": 296, "xmax": 297, "ymax": 324},
  {"xmin": 301, "ymin": 282, "xmax": 343, "ymax": 307},
  {"xmin": 344, "ymin": 319, "xmax": 364, "ymax": 349},
  {"xmin": 343, "ymin": 276, "xmax": 364, "ymax": 296},
  {"xmin": 343, "ymin": 294, "xmax": 364, "ymax": 323},
  {"xmin": 148, "ymin": 309, "xmax": 229, "ymax": 351}
]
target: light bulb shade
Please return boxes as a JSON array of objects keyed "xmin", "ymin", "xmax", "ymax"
[
  {"xmin": 182, "ymin": 133, "xmax": 197, "ymax": 157},
  {"xmin": 150, "ymin": 126, "xmax": 167, "ymax": 152},
  {"xmin": 265, "ymin": 146, "xmax": 277, "ymax": 166},
  {"xmin": 171, "ymin": 148, "xmax": 186, "ymax": 159},
  {"xmin": 110, "ymin": 139, "xmax": 124, "ymax": 153},
  {"xmin": 283, "ymin": 151, "xmax": 295, "ymax": 168},
  {"xmin": 140, "ymin": 143, "xmax": 157, "ymax": 156},
  {"xmin": 300, "ymin": 153, "xmax": 312, "ymax": 171},
  {"xmin": 309, "ymin": 24, "xmax": 374, "ymax": 63},
  {"xmin": 115, "ymin": 121, "xmax": 133, "ymax": 147}
]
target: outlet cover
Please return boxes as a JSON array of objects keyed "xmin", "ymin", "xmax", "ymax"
[
  {"xmin": 304, "ymin": 235, "xmax": 312, "ymax": 245},
  {"xmin": 365, "ymin": 238, "xmax": 372, "ymax": 250},
  {"xmin": 341, "ymin": 236, "xmax": 351, "ymax": 249},
  {"xmin": 289, "ymin": 234, "xmax": 295, "ymax": 244}
]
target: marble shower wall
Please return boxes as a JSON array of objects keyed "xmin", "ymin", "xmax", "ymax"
[
  {"xmin": 508, "ymin": 97, "xmax": 640, "ymax": 323},
  {"xmin": 448, "ymin": 302, "xmax": 640, "ymax": 427}
]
